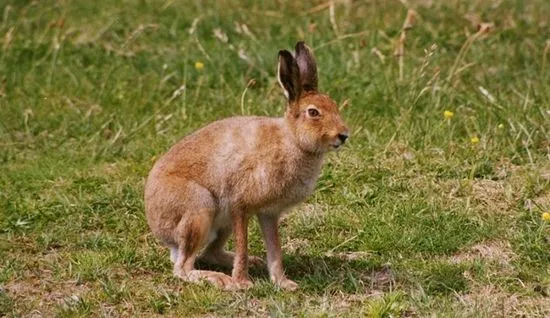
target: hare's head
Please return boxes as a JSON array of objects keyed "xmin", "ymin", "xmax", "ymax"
[{"xmin": 278, "ymin": 42, "xmax": 349, "ymax": 154}]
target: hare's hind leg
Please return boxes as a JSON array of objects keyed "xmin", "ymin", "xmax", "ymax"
[
  {"xmin": 197, "ymin": 226, "xmax": 234, "ymax": 267},
  {"xmin": 199, "ymin": 226, "xmax": 264, "ymax": 268},
  {"xmin": 169, "ymin": 245, "xmax": 178, "ymax": 263},
  {"xmin": 171, "ymin": 185, "xmax": 234, "ymax": 290},
  {"xmin": 173, "ymin": 209, "xmax": 235, "ymax": 290}
]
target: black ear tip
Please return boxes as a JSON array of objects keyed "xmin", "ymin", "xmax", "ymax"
[
  {"xmin": 295, "ymin": 41, "xmax": 306, "ymax": 51},
  {"xmin": 278, "ymin": 49, "xmax": 294, "ymax": 59}
]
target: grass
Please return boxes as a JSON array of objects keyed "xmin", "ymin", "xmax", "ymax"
[{"xmin": 1, "ymin": 0, "xmax": 549, "ymax": 316}]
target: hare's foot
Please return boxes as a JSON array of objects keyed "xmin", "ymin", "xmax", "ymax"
[
  {"xmin": 175, "ymin": 269, "xmax": 235, "ymax": 289},
  {"xmin": 275, "ymin": 277, "xmax": 298, "ymax": 291},
  {"xmin": 199, "ymin": 250, "xmax": 264, "ymax": 268},
  {"xmin": 230, "ymin": 277, "xmax": 253, "ymax": 290}
]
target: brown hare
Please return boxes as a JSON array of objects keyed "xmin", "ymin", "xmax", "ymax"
[{"xmin": 144, "ymin": 42, "xmax": 349, "ymax": 290}]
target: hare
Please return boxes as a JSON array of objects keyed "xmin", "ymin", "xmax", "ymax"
[{"xmin": 144, "ymin": 42, "xmax": 348, "ymax": 290}]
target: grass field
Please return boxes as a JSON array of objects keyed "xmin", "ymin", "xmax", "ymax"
[{"xmin": 1, "ymin": 0, "xmax": 550, "ymax": 316}]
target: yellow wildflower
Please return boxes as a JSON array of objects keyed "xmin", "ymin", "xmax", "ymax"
[
  {"xmin": 542, "ymin": 212, "xmax": 550, "ymax": 221},
  {"xmin": 498, "ymin": 123, "xmax": 504, "ymax": 129},
  {"xmin": 470, "ymin": 136, "xmax": 480, "ymax": 144},
  {"xmin": 195, "ymin": 61, "xmax": 204, "ymax": 70},
  {"xmin": 443, "ymin": 110, "xmax": 454, "ymax": 120}
]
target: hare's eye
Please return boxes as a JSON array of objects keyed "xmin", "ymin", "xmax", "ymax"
[{"xmin": 307, "ymin": 108, "xmax": 320, "ymax": 117}]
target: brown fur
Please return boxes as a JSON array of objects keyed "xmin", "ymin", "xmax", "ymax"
[{"xmin": 144, "ymin": 42, "xmax": 348, "ymax": 290}]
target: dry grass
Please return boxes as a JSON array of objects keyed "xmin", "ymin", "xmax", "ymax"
[
  {"xmin": 450, "ymin": 241, "xmax": 516, "ymax": 267},
  {"xmin": 457, "ymin": 284, "xmax": 550, "ymax": 317}
]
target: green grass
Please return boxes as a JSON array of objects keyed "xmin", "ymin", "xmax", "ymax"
[{"xmin": 1, "ymin": 0, "xmax": 550, "ymax": 316}]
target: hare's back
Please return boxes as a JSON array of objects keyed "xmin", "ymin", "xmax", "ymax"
[{"xmin": 150, "ymin": 116, "xmax": 287, "ymax": 182}]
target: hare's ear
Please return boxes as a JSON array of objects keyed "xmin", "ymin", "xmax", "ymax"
[
  {"xmin": 277, "ymin": 50, "xmax": 301, "ymax": 103},
  {"xmin": 295, "ymin": 41, "xmax": 318, "ymax": 92}
]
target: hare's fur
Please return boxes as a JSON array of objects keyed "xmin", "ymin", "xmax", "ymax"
[{"xmin": 144, "ymin": 42, "xmax": 348, "ymax": 290}]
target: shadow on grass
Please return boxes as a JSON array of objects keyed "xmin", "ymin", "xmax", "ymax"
[
  {"xmin": 197, "ymin": 253, "xmax": 394, "ymax": 295},
  {"xmin": 146, "ymin": 249, "xmax": 470, "ymax": 298},
  {"xmin": 284, "ymin": 253, "xmax": 394, "ymax": 294}
]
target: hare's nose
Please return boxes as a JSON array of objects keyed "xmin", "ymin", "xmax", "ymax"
[{"xmin": 338, "ymin": 133, "xmax": 348, "ymax": 143}]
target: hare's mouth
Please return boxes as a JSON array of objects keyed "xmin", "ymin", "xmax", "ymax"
[{"xmin": 330, "ymin": 133, "xmax": 348, "ymax": 150}]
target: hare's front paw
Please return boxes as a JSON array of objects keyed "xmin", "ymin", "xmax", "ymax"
[{"xmin": 276, "ymin": 278, "xmax": 298, "ymax": 291}]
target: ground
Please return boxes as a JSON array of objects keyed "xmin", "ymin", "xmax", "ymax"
[{"xmin": 1, "ymin": 0, "xmax": 549, "ymax": 316}]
